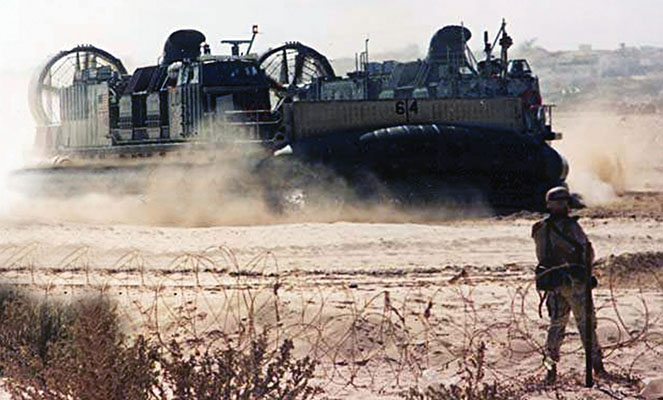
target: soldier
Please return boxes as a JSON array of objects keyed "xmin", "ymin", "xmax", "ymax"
[{"xmin": 532, "ymin": 186, "xmax": 605, "ymax": 385}]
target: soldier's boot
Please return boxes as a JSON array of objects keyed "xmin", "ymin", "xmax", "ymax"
[
  {"xmin": 544, "ymin": 363, "xmax": 557, "ymax": 385},
  {"xmin": 593, "ymin": 357, "xmax": 606, "ymax": 374},
  {"xmin": 593, "ymin": 356, "xmax": 616, "ymax": 380}
]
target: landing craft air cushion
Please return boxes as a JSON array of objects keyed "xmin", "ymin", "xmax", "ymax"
[{"xmin": 23, "ymin": 21, "xmax": 570, "ymax": 211}]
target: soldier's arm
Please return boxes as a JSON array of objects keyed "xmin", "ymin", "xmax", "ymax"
[
  {"xmin": 531, "ymin": 220, "xmax": 544, "ymax": 237},
  {"xmin": 531, "ymin": 220, "xmax": 547, "ymax": 264},
  {"xmin": 567, "ymin": 218, "xmax": 595, "ymax": 265}
]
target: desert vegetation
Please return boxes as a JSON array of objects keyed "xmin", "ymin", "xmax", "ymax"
[{"xmin": 0, "ymin": 245, "xmax": 660, "ymax": 399}]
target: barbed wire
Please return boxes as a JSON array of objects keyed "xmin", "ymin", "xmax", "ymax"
[{"xmin": 0, "ymin": 243, "xmax": 661, "ymax": 397}]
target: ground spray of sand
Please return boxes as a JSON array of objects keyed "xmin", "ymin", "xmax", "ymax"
[
  {"xmin": 2, "ymin": 111, "xmax": 659, "ymax": 226},
  {"xmin": 554, "ymin": 111, "xmax": 661, "ymax": 205}
]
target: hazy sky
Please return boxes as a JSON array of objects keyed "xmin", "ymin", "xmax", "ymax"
[{"xmin": 2, "ymin": 0, "xmax": 663, "ymax": 72}]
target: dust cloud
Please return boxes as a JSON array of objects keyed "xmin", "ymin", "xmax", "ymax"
[
  {"xmin": 3, "ymin": 109, "xmax": 659, "ymax": 226},
  {"xmin": 0, "ymin": 69, "xmax": 35, "ymax": 216},
  {"xmin": 3, "ymin": 154, "xmax": 492, "ymax": 228},
  {"xmin": 5, "ymin": 154, "xmax": 274, "ymax": 227},
  {"xmin": 553, "ymin": 110, "xmax": 662, "ymax": 206}
]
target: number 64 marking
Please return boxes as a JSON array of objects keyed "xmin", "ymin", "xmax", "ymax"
[{"xmin": 395, "ymin": 99, "xmax": 418, "ymax": 121}]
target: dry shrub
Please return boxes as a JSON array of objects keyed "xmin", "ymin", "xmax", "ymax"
[
  {"xmin": 0, "ymin": 286, "xmax": 319, "ymax": 400},
  {"xmin": 0, "ymin": 286, "xmax": 72, "ymax": 381},
  {"xmin": 37, "ymin": 299, "xmax": 160, "ymax": 400},
  {"xmin": 0, "ymin": 287, "xmax": 160, "ymax": 400},
  {"xmin": 402, "ymin": 342, "xmax": 520, "ymax": 400},
  {"xmin": 160, "ymin": 334, "xmax": 319, "ymax": 400}
]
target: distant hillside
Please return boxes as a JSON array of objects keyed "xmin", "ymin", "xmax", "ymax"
[{"xmin": 512, "ymin": 40, "xmax": 663, "ymax": 112}]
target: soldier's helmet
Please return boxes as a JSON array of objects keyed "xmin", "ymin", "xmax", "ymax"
[{"xmin": 545, "ymin": 186, "xmax": 571, "ymax": 202}]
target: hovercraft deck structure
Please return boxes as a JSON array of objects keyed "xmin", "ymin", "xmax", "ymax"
[{"xmin": 25, "ymin": 21, "xmax": 569, "ymax": 211}]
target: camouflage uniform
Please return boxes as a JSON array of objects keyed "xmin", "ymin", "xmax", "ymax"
[{"xmin": 532, "ymin": 215, "xmax": 604, "ymax": 371}]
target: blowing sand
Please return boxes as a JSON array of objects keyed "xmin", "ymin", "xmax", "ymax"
[{"xmin": 0, "ymin": 112, "xmax": 661, "ymax": 399}]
